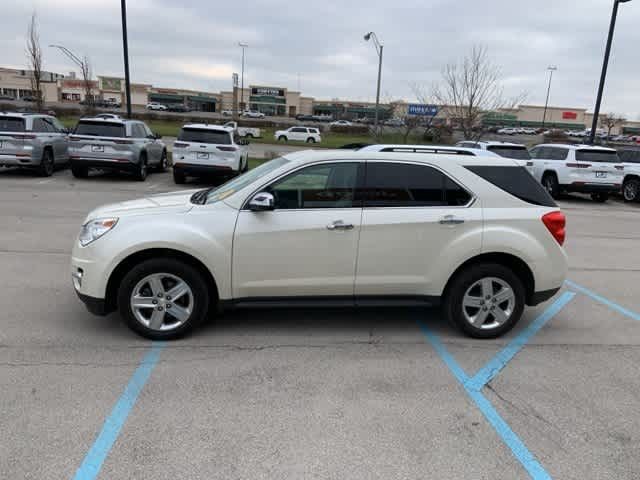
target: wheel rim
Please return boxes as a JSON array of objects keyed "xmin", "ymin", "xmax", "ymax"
[
  {"xmin": 462, "ymin": 277, "xmax": 516, "ymax": 330},
  {"xmin": 130, "ymin": 273, "xmax": 194, "ymax": 331},
  {"xmin": 543, "ymin": 177, "xmax": 554, "ymax": 193},
  {"xmin": 624, "ymin": 182, "xmax": 637, "ymax": 201},
  {"xmin": 161, "ymin": 154, "xmax": 167, "ymax": 169}
]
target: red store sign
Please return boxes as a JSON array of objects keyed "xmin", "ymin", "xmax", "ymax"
[{"xmin": 562, "ymin": 111, "xmax": 578, "ymax": 120}]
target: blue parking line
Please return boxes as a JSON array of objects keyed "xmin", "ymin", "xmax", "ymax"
[
  {"xmin": 419, "ymin": 323, "xmax": 552, "ymax": 480},
  {"xmin": 466, "ymin": 291, "xmax": 576, "ymax": 391},
  {"xmin": 72, "ymin": 342, "xmax": 165, "ymax": 480},
  {"xmin": 565, "ymin": 280, "xmax": 640, "ymax": 322}
]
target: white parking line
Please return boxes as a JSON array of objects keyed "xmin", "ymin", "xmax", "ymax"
[{"xmin": 38, "ymin": 179, "xmax": 54, "ymax": 184}]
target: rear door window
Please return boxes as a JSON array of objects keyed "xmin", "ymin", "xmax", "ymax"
[
  {"xmin": 75, "ymin": 121, "xmax": 125, "ymax": 137},
  {"xmin": 486, "ymin": 145, "xmax": 531, "ymax": 160},
  {"xmin": 619, "ymin": 150, "xmax": 640, "ymax": 163},
  {"xmin": 547, "ymin": 147, "xmax": 569, "ymax": 161},
  {"xmin": 575, "ymin": 149, "xmax": 620, "ymax": 163},
  {"xmin": 178, "ymin": 128, "xmax": 232, "ymax": 145},
  {"xmin": 0, "ymin": 117, "xmax": 26, "ymax": 132}
]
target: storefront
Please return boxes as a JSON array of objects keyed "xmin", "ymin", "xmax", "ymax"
[{"xmin": 249, "ymin": 86, "xmax": 287, "ymax": 116}]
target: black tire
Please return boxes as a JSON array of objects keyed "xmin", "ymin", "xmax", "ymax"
[
  {"xmin": 622, "ymin": 178, "xmax": 640, "ymax": 202},
  {"xmin": 306, "ymin": 137, "xmax": 316, "ymax": 143},
  {"xmin": 37, "ymin": 149, "xmax": 54, "ymax": 177},
  {"xmin": 71, "ymin": 165, "xmax": 89, "ymax": 178},
  {"xmin": 591, "ymin": 192, "xmax": 609, "ymax": 203},
  {"xmin": 135, "ymin": 155, "xmax": 148, "ymax": 181},
  {"xmin": 117, "ymin": 258, "xmax": 210, "ymax": 340},
  {"xmin": 241, "ymin": 156, "xmax": 249, "ymax": 173},
  {"xmin": 173, "ymin": 168, "xmax": 186, "ymax": 184},
  {"xmin": 245, "ymin": 133, "xmax": 254, "ymax": 139},
  {"xmin": 541, "ymin": 172, "xmax": 560, "ymax": 199},
  {"xmin": 278, "ymin": 135, "xmax": 287, "ymax": 142},
  {"xmin": 156, "ymin": 150, "xmax": 168, "ymax": 172},
  {"xmin": 443, "ymin": 263, "xmax": 526, "ymax": 339}
]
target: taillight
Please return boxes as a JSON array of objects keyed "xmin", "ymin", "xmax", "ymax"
[
  {"xmin": 565, "ymin": 163, "xmax": 591, "ymax": 168},
  {"xmin": 173, "ymin": 142, "xmax": 188, "ymax": 148},
  {"xmin": 14, "ymin": 134, "xmax": 36, "ymax": 139},
  {"xmin": 217, "ymin": 146, "xmax": 237, "ymax": 152},
  {"xmin": 542, "ymin": 211, "xmax": 566, "ymax": 246}
]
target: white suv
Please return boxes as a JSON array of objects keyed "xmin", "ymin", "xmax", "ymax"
[
  {"xmin": 618, "ymin": 149, "xmax": 640, "ymax": 202},
  {"xmin": 146, "ymin": 102, "xmax": 167, "ymax": 111},
  {"xmin": 71, "ymin": 151, "xmax": 568, "ymax": 340},
  {"xmin": 275, "ymin": 127, "xmax": 322, "ymax": 143},
  {"xmin": 529, "ymin": 144, "xmax": 623, "ymax": 202},
  {"xmin": 172, "ymin": 124, "xmax": 249, "ymax": 183}
]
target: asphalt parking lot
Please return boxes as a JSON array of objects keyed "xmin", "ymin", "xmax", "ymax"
[{"xmin": 1, "ymin": 166, "xmax": 639, "ymax": 480}]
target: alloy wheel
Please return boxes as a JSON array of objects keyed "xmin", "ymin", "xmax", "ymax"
[
  {"xmin": 623, "ymin": 181, "xmax": 638, "ymax": 202},
  {"xmin": 462, "ymin": 277, "xmax": 516, "ymax": 330}
]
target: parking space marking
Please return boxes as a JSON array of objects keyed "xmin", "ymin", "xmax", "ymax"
[
  {"xmin": 565, "ymin": 280, "xmax": 640, "ymax": 321},
  {"xmin": 466, "ymin": 291, "xmax": 576, "ymax": 391},
  {"xmin": 72, "ymin": 342, "xmax": 165, "ymax": 480}
]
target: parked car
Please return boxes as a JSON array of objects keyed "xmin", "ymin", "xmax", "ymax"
[
  {"xmin": 295, "ymin": 114, "xmax": 314, "ymax": 122},
  {"xmin": 68, "ymin": 117, "xmax": 167, "ymax": 181},
  {"xmin": 172, "ymin": 123, "xmax": 249, "ymax": 184},
  {"xmin": 274, "ymin": 126, "xmax": 322, "ymax": 143},
  {"xmin": 359, "ymin": 144, "xmax": 501, "ymax": 157},
  {"xmin": 167, "ymin": 104, "xmax": 191, "ymax": 113},
  {"xmin": 221, "ymin": 110, "xmax": 234, "ymax": 117},
  {"xmin": 528, "ymin": 144, "xmax": 623, "ymax": 202},
  {"xmin": 20, "ymin": 95, "xmax": 38, "ymax": 103},
  {"xmin": 71, "ymin": 150, "xmax": 567, "ymax": 340},
  {"xmin": 330, "ymin": 120, "xmax": 353, "ymax": 127},
  {"xmin": 497, "ymin": 128, "xmax": 517, "ymax": 135},
  {"xmin": 0, "ymin": 94, "xmax": 16, "ymax": 101},
  {"xmin": 101, "ymin": 99, "xmax": 121, "ymax": 109},
  {"xmin": 146, "ymin": 102, "xmax": 168, "ymax": 111},
  {"xmin": 94, "ymin": 113, "xmax": 122, "ymax": 120},
  {"xmin": 383, "ymin": 118, "xmax": 406, "ymax": 127},
  {"xmin": 618, "ymin": 149, "xmax": 640, "ymax": 202},
  {"xmin": 521, "ymin": 128, "xmax": 538, "ymax": 135},
  {"xmin": 242, "ymin": 110, "xmax": 265, "ymax": 119},
  {"xmin": 0, "ymin": 112, "xmax": 69, "ymax": 176},
  {"xmin": 222, "ymin": 121, "xmax": 261, "ymax": 138}
]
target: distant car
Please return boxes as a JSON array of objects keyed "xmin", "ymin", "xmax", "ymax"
[
  {"xmin": 330, "ymin": 120, "xmax": 353, "ymax": 127},
  {"xmin": 295, "ymin": 114, "xmax": 314, "ymax": 121},
  {"xmin": 221, "ymin": 110, "xmax": 233, "ymax": 116},
  {"xmin": 618, "ymin": 149, "xmax": 640, "ymax": 202},
  {"xmin": 20, "ymin": 95, "xmax": 38, "ymax": 103},
  {"xmin": 101, "ymin": 99, "xmax": 121, "ymax": 109},
  {"xmin": 242, "ymin": 110, "xmax": 265, "ymax": 119},
  {"xmin": 0, "ymin": 112, "xmax": 70, "ymax": 176},
  {"xmin": 94, "ymin": 113, "xmax": 122, "ymax": 120},
  {"xmin": 384, "ymin": 118, "xmax": 406, "ymax": 127},
  {"xmin": 0, "ymin": 94, "xmax": 16, "ymax": 101},
  {"xmin": 146, "ymin": 102, "xmax": 168, "ymax": 111},
  {"xmin": 456, "ymin": 140, "xmax": 532, "ymax": 160},
  {"xmin": 611, "ymin": 135, "xmax": 630, "ymax": 142},
  {"xmin": 528, "ymin": 144, "xmax": 623, "ymax": 202},
  {"xmin": 497, "ymin": 128, "xmax": 517, "ymax": 135},
  {"xmin": 359, "ymin": 144, "xmax": 501, "ymax": 157},
  {"xmin": 274, "ymin": 126, "xmax": 322, "ymax": 143},
  {"xmin": 172, "ymin": 123, "xmax": 249, "ymax": 183},
  {"xmin": 167, "ymin": 104, "xmax": 191, "ymax": 113},
  {"xmin": 521, "ymin": 128, "xmax": 538, "ymax": 135},
  {"xmin": 222, "ymin": 121, "xmax": 261, "ymax": 138},
  {"xmin": 68, "ymin": 117, "xmax": 167, "ymax": 181}
]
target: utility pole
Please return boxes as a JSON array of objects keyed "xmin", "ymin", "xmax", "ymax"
[
  {"xmin": 239, "ymin": 43, "xmax": 248, "ymax": 112},
  {"xmin": 364, "ymin": 32, "xmax": 384, "ymax": 140},
  {"xmin": 121, "ymin": 0, "xmax": 132, "ymax": 118},
  {"xmin": 541, "ymin": 66, "xmax": 557, "ymax": 130}
]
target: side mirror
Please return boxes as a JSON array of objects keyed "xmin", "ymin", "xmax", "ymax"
[{"xmin": 248, "ymin": 192, "xmax": 274, "ymax": 211}]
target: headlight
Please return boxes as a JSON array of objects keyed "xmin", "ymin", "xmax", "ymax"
[{"xmin": 79, "ymin": 217, "xmax": 118, "ymax": 246}]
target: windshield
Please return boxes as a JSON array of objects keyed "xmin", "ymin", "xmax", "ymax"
[
  {"xmin": 487, "ymin": 146, "xmax": 531, "ymax": 160},
  {"xmin": 575, "ymin": 149, "xmax": 620, "ymax": 163},
  {"xmin": 178, "ymin": 128, "xmax": 231, "ymax": 145},
  {"xmin": 201, "ymin": 157, "xmax": 291, "ymax": 204},
  {"xmin": 0, "ymin": 117, "xmax": 25, "ymax": 132},
  {"xmin": 75, "ymin": 121, "xmax": 125, "ymax": 137}
]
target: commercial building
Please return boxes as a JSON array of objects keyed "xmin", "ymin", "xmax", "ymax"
[
  {"xmin": 220, "ymin": 85, "xmax": 313, "ymax": 116},
  {"xmin": 0, "ymin": 67, "xmax": 63, "ymax": 101}
]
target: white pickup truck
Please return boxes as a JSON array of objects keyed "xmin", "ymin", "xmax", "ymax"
[{"xmin": 223, "ymin": 121, "xmax": 261, "ymax": 139}]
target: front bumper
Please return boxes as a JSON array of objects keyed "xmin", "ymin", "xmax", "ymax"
[
  {"xmin": 70, "ymin": 158, "xmax": 139, "ymax": 172},
  {"xmin": 173, "ymin": 163, "xmax": 237, "ymax": 177}
]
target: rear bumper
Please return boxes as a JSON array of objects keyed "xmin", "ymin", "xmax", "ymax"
[
  {"xmin": 565, "ymin": 182, "xmax": 620, "ymax": 194},
  {"xmin": 173, "ymin": 163, "xmax": 237, "ymax": 177},
  {"xmin": 71, "ymin": 158, "xmax": 138, "ymax": 172}
]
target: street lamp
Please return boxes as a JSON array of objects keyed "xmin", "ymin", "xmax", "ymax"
[
  {"xmin": 364, "ymin": 31, "xmax": 383, "ymax": 138},
  {"xmin": 238, "ymin": 42, "xmax": 248, "ymax": 112},
  {"xmin": 589, "ymin": 0, "xmax": 632, "ymax": 144},
  {"xmin": 541, "ymin": 66, "xmax": 557, "ymax": 130}
]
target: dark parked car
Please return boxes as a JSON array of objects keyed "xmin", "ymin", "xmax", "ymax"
[{"xmin": 167, "ymin": 104, "xmax": 191, "ymax": 112}]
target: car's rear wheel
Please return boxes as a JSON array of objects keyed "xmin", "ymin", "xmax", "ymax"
[
  {"xmin": 306, "ymin": 137, "xmax": 316, "ymax": 143},
  {"xmin": 156, "ymin": 150, "xmax": 168, "ymax": 172},
  {"xmin": 444, "ymin": 263, "xmax": 525, "ymax": 338},
  {"xmin": 542, "ymin": 172, "xmax": 560, "ymax": 199},
  {"xmin": 37, "ymin": 149, "xmax": 54, "ymax": 177},
  {"xmin": 278, "ymin": 135, "xmax": 287, "ymax": 142},
  {"xmin": 245, "ymin": 133, "xmax": 254, "ymax": 139},
  {"xmin": 71, "ymin": 165, "xmax": 89, "ymax": 178},
  {"xmin": 622, "ymin": 178, "xmax": 640, "ymax": 202},
  {"xmin": 591, "ymin": 192, "xmax": 609, "ymax": 203},
  {"xmin": 135, "ymin": 155, "xmax": 148, "ymax": 181},
  {"xmin": 173, "ymin": 168, "xmax": 186, "ymax": 184},
  {"xmin": 117, "ymin": 258, "xmax": 210, "ymax": 340}
]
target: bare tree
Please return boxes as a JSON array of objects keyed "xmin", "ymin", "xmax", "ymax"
[
  {"xmin": 80, "ymin": 55, "xmax": 94, "ymax": 112},
  {"xmin": 25, "ymin": 12, "xmax": 44, "ymax": 112},
  {"xmin": 433, "ymin": 45, "xmax": 526, "ymax": 141},
  {"xmin": 600, "ymin": 113, "xmax": 625, "ymax": 138}
]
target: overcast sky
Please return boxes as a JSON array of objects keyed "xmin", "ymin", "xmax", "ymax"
[{"xmin": 3, "ymin": 0, "xmax": 639, "ymax": 118}]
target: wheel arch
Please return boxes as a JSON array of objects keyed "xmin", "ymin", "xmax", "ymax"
[{"xmin": 104, "ymin": 248, "xmax": 219, "ymax": 314}]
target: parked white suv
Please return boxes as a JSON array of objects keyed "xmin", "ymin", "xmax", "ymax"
[
  {"xmin": 618, "ymin": 149, "xmax": 640, "ymax": 202},
  {"xmin": 456, "ymin": 141, "xmax": 533, "ymax": 172},
  {"xmin": 146, "ymin": 102, "xmax": 167, "ymax": 111},
  {"xmin": 529, "ymin": 144, "xmax": 623, "ymax": 202},
  {"xmin": 275, "ymin": 126, "xmax": 322, "ymax": 143},
  {"xmin": 172, "ymin": 124, "xmax": 249, "ymax": 183},
  {"xmin": 71, "ymin": 150, "xmax": 567, "ymax": 340}
]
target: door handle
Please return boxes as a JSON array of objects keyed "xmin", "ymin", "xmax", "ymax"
[
  {"xmin": 439, "ymin": 215, "xmax": 465, "ymax": 225},
  {"xmin": 327, "ymin": 220, "xmax": 354, "ymax": 231}
]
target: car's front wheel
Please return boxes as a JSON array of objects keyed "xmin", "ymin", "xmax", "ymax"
[
  {"xmin": 542, "ymin": 173, "xmax": 560, "ymax": 199},
  {"xmin": 156, "ymin": 150, "xmax": 168, "ymax": 172},
  {"xmin": 443, "ymin": 263, "xmax": 525, "ymax": 338},
  {"xmin": 37, "ymin": 149, "xmax": 54, "ymax": 177},
  {"xmin": 135, "ymin": 155, "xmax": 148, "ymax": 181},
  {"xmin": 117, "ymin": 258, "xmax": 210, "ymax": 340},
  {"xmin": 278, "ymin": 135, "xmax": 287, "ymax": 142},
  {"xmin": 623, "ymin": 178, "xmax": 640, "ymax": 202}
]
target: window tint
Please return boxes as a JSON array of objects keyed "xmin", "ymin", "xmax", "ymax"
[
  {"xmin": 50, "ymin": 117, "xmax": 65, "ymax": 132},
  {"xmin": 547, "ymin": 147, "xmax": 569, "ymax": 161},
  {"xmin": 178, "ymin": 128, "xmax": 232, "ymax": 145},
  {"xmin": 575, "ymin": 149, "xmax": 620, "ymax": 163},
  {"xmin": 132, "ymin": 124, "xmax": 147, "ymax": 138},
  {"xmin": 32, "ymin": 118, "xmax": 49, "ymax": 132},
  {"xmin": 42, "ymin": 118, "xmax": 58, "ymax": 133},
  {"xmin": 465, "ymin": 165, "xmax": 556, "ymax": 207},
  {"xmin": 362, "ymin": 162, "xmax": 471, "ymax": 207},
  {"xmin": 529, "ymin": 147, "xmax": 540, "ymax": 159},
  {"xmin": 291, "ymin": 127, "xmax": 306, "ymax": 133},
  {"xmin": 619, "ymin": 150, "xmax": 640, "ymax": 164},
  {"xmin": 75, "ymin": 121, "xmax": 125, "ymax": 137},
  {"xmin": 0, "ymin": 117, "xmax": 25, "ymax": 132},
  {"xmin": 268, "ymin": 162, "xmax": 360, "ymax": 209},
  {"xmin": 486, "ymin": 146, "xmax": 531, "ymax": 160}
]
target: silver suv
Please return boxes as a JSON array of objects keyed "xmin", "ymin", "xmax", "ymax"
[
  {"xmin": 0, "ymin": 112, "xmax": 70, "ymax": 176},
  {"xmin": 69, "ymin": 117, "xmax": 167, "ymax": 181}
]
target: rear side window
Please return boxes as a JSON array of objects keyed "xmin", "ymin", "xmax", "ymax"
[
  {"xmin": 619, "ymin": 150, "xmax": 640, "ymax": 163},
  {"xmin": 486, "ymin": 146, "xmax": 531, "ymax": 160},
  {"xmin": 0, "ymin": 117, "xmax": 25, "ymax": 132},
  {"xmin": 362, "ymin": 162, "xmax": 472, "ymax": 207},
  {"xmin": 575, "ymin": 149, "xmax": 620, "ymax": 163},
  {"xmin": 547, "ymin": 147, "xmax": 569, "ymax": 161},
  {"xmin": 178, "ymin": 128, "xmax": 231, "ymax": 145},
  {"xmin": 465, "ymin": 165, "xmax": 556, "ymax": 207},
  {"xmin": 75, "ymin": 121, "xmax": 125, "ymax": 138}
]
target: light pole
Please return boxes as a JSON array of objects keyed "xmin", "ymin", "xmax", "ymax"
[
  {"xmin": 541, "ymin": 66, "xmax": 557, "ymax": 130},
  {"xmin": 49, "ymin": 44, "xmax": 91, "ymax": 105},
  {"xmin": 238, "ymin": 42, "xmax": 248, "ymax": 112},
  {"xmin": 121, "ymin": 0, "xmax": 132, "ymax": 118},
  {"xmin": 364, "ymin": 32, "xmax": 383, "ymax": 139},
  {"xmin": 590, "ymin": 0, "xmax": 632, "ymax": 144}
]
